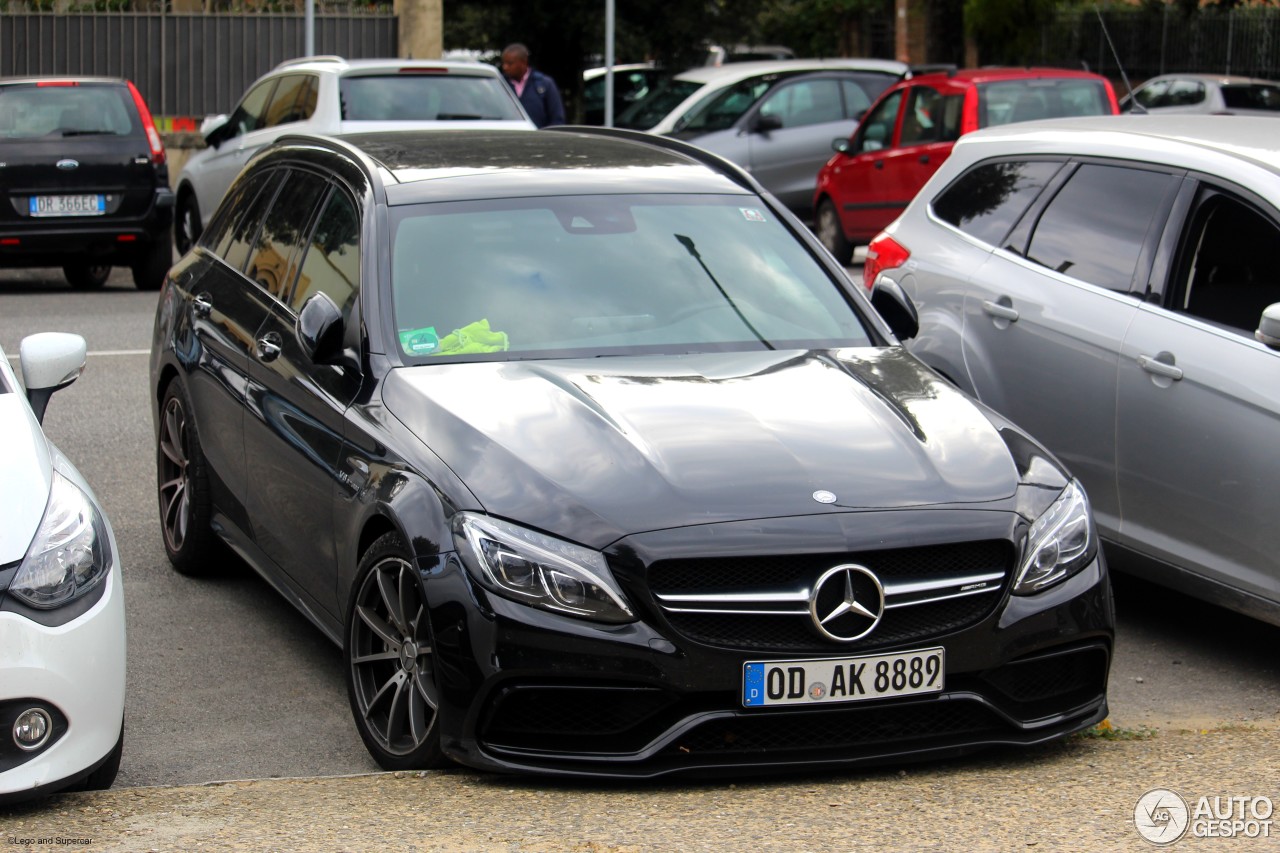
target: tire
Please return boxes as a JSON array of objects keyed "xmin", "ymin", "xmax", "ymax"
[
  {"xmin": 79, "ymin": 726, "xmax": 123, "ymax": 792},
  {"xmin": 63, "ymin": 263, "xmax": 111, "ymax": 290},
  {"xmin": 156, "ymin": 379, "xmax": 220, "ymax": 575},
  {"xmin": 815, "ymin": 197, "xmax": 855, "ymax": 267},
  {"xmin": 132, "ymin": 238, "xmax": 172, "ymax": 291},
  {"xmin": 345, "ymin": 531, "xmax": 449, "ymax": 771},
  {"xmin": 174, "ymin": 191, "xmax": 202, "ymax": 255}
]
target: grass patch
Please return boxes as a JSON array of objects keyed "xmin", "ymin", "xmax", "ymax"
[{"xmin": 1075, "ymin": 719, "xmax": 1158, "ymax": 741}]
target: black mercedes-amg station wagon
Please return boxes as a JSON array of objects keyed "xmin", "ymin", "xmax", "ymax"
[{"xmin": 149, "ymin": 128, "xmax": 1113, "ymax": 778}]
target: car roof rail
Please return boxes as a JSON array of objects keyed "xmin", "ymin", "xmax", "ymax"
[
  {"xmin": 907, "ymin": 63, "xmax": 958, "ymax": 79},
  {"xmin": 543, "ymin": 125, "xmax": 761, "ymax": 195},
  {"xmin": 274, "ymin": 55, "xmax": 346, "ymax": 71}
]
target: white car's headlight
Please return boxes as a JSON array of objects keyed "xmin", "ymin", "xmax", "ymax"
[
  {"xmin": 1013, "ymin": 480, "xmax": 1095, "ymax": 595},
  {"xmin": 454, "ymin": 513, "xmax": 635, "ymax": 624},
  {"xmin": 11, "ymin": 470, "xmax": 113, "ymax": 609}
]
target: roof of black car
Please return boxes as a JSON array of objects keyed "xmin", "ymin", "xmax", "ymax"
[{"xmin": 326, "ymin": 129, "xmax": 755, "ymax": 203}]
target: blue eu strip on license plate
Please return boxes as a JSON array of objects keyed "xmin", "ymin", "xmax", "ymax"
[{"xmin": 742, "ymin": 647, "xmax": 944, "ymax": 707}]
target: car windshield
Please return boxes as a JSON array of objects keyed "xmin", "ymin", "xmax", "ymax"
[
  {"xmin": 978, "ymin": 79, "xmax": 1111, "ymax": 126},
  {"xmin": 389, "ymin": 194, "xmax": 873, "ymax": 361},
  {"xmin": 614, "ymin": 79, "xmax": 703, "ymax": 129},
  {"xmin": 0, "ymin": 84, "xmax": 137, "ymax": 139},
  {"xmin": 1221, "ymin": 84, "xmax": 1280, "ymax": 111},
  {"xmin": 339, "ymin": 74, "xmax": 525, "ymax": 121}
]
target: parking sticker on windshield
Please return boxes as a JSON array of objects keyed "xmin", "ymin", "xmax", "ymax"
[
  {"xmin": 740, "ymin": 208, "xmax": 766, "ymax": 222},
  {"xmin": 399, "ymin": 326, "xmax": 440, "ymax": 355}
]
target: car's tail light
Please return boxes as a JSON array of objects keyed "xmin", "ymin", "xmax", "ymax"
[
  {"xmin": 127, "ymin": 80, "xmax": 167, "ymax": 166},
  {"xmin": 863, "ymin": 232, "xmax": 910, "ymax": 290}
]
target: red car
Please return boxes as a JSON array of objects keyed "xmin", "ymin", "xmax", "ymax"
[{"xmin": 813, "ymin": 67, "xmax": 1119, "ymax": 265}]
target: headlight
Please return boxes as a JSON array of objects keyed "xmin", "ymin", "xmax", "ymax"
[
  {"xmin": 1013, "ymin": 480, "xmax": 1095, "ymax": 595},
  {"xmin": 11, "ymin": 470, "xmax": 113, "ymax": 609},
  {"xmin": 454, "ymin": 513, "xmax": 634, "ymax": 624}
]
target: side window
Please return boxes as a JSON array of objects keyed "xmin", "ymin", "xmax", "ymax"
[
  {"xmin": 291, "ymin": 188, "xmax": 361, "ymax": 321},
  {"xmin": 1174, "ymin": 190, "xmax": 1280, "ymax": 333},
  {"xmin": 931, "ymin": 160, "xmax": 1062, "ymax": 247},
  {"xmin": 840, "ymin": 79, "xmax": 873, "ymax": 119},
  {"xmin": 1026, "ymin": 164, "xmax": 1179, "ymax": 293},
  {"xmin": 852, "ymin": 89, "xmax": 902, "ymax": 154},
  {"xmin": 1165, "ymin": 80, "xmax": 1205, "ymax": 107},
  {"xmin": 681, "ymin": 77, "xmax": 774, "ymax": 132},
  {"xmin": 209, "ymin": 168, "xmax": 287, "ymax": 270},
  {"xmin": 226, "ymin": 79, "xmax": 277, "ymax": 138},
  {"xmin": 244, "ymin": 169, "xmax": 330, "ymax": 301},
  {"xmin": 758, "ymin": 78, "xmax": 842, "ymax": 128},
  {"xmin": 263, "ymin": 75, "xmax": 312, "ymax": 128},
  {"xmin": 900, "ymin": 86, "xmax": 944, "ymax": 145},
  {"xmin": 1132, "ymin": 81, "xmax": 1168, "ymax": 110}
]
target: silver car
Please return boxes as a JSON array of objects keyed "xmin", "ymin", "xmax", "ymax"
[
  {"xmin": 614, "ymin": 59, "xmax": 907, "ymax": 214},
  {"xmin": 862, "ymin": 115, "xmax": 1280, "ymax": 626},
  {"xmin": 1121, "ymin": 73, "xmax": 1280, "ymax": 116}
]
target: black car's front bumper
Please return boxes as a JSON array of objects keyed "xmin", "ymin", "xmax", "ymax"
[
  {"xmin": 421, "ymin": 511, "xmax": 1114, "ymax": 779},
  {"xmin": 0, "ymin": 186, "xmax": 173, "ymax": 268}
]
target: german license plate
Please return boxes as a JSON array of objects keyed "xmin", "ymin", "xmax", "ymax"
[
  {"xmin": 29, "ymin": 195, "xmax": 105, "ymax": 217},
  {"xmin": 742, "ymin": 647, "xmax": 944, "ymax": 707}
]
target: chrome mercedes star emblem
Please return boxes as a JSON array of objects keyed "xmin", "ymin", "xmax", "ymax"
[
  {"xmin": 812, "ymin": 490, "xmax": 837, "ymax": 504},
  {"xmin": 56, "ymin": 159, "xmax": 79, "ymax": 170},
  {"xmin": 809, "ymin": 564, "xmax": 885, "ymax": 642}
]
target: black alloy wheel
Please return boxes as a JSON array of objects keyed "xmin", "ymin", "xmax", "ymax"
[
  {"xmin": 346, "ymin": 532, "xmax": 448, "ymax": 771},
  {"xmin": 63, "ymin": 264, "xmax": 111, "ymax": 290},
  {"xmin": 156, "ymin": 381, "xmax": 218, "ymax": 574},
  {"xmin": 816, "ymin": 197, "xmax": 855, "ymax": 267},
  {"xmin": 175, "ymin": 192, "xmax": 202, "ymax": 255}
]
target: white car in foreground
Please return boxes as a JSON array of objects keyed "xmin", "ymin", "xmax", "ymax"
[{"xmin": 0, "ymin": 334, "xmax": 125, "ymax": 803}]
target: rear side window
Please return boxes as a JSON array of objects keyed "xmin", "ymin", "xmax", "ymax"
[
  {"xmin": 932, "ymin": 160, "xmax": 1062, "ymax": 247},
  {"xmin": 979, "ymin": 79, "xmax": 1112, "ymax": 126},
  {"xmin": 758, "ymin": 78, "xmax": 843, "ymax": 128},
  {"xmin": 0, "ymin": 83, "xmax": 139, "ymax": 139},
  {"xmin": 339, "ymin": 74, "xmax": 524, "ymax": 121},
  {"xmin": 1221, "ymin": 84, "xmax": 1280, "ymax": 111},
  {"xmin": 244, "ymin": 169, "xmax": 329, "ymax": 301},
  {"xmin": 1025, "ymin": 164, "xmax": 1178, "ymax": 293}
]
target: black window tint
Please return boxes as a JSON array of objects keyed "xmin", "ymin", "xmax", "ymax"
[
  {"xmin": 932, "ymin": 160, "xmax": 1061, "ymax": 246},
  {"xmin": 853, "ymin": 89, "xmax": 901, "ymax": 153},
  {"xmin": 227, "ymin": 79, "xmax": 277, "ymax": 137},
  {"xmin": 1221, "ymin": 84, "xmax": 1280, "ymax": 111},
  {"xmin": 1176, "ymin": 191, "xmax": 1280, "ymax": 332},
  {"xmin": 263, "ymin": 74, "xmax": 311, "ymax": 128},
  {"xmin": 244, "ymin": 169, "xmax": 329, "ymax": 301},
  {"xmin": 1026, "ymin": 164, "xmax": 1176, "ymax": 292},
  {"xmin": 291, "ymin": 188, "xmax": 361, "ymax": 319},
  {"xmin": 208, "ymin": 169, "xmax": 286, "ymax": 267}
]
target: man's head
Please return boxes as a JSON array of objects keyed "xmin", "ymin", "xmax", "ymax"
[{"xmin": 501, "ymin": 43, "xmax": 530, "ymax": 82}]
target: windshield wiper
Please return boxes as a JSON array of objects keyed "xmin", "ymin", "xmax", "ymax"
[{"xmin": 674, "ymin": 233, "xmax": 773, "ymax": 349}]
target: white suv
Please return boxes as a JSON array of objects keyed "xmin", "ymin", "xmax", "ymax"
[{"xmin": 174, "ymin": 56, "xmax": 535, "ymax": 253}]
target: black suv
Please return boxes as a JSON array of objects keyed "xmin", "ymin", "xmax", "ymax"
[{"xmin": 0, "ymin": 77, "xmax": 173, "ymax": 290}]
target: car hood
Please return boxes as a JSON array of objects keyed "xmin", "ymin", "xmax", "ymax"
[
  {"xmin": 382, "ymin": 348, "xmax": 1019, "ymax": 549},
  {"xmin": 0, "ymin": 394, "xmax": 52, "ymax": 565}
]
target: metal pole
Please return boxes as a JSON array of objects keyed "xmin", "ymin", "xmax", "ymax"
[
  {"xmin": 605, "ymin": 0, "xmax": 615, "ymax": 127},
  {"xmin": 306, "ymin": 0, "xmax": 315, "ymax": 57}
]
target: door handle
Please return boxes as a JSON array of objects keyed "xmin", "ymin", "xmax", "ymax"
[
  {"xmin": 918, "ymin": 154, "xmax": 930, "ymax": 164},
  {"xmin": 873, "ymin": 160, "xmax": 884, "ymax": 170},
  {"xmin": 192, "ymin": 292, "xmax": 212, "ymax": 318},
  {"xmin": 256, "ymin": 331, "xmax": 283, "ymax": 362},
  {"xmin": 1137, "ymin": 353, "xmax": 1183, "ymax": 381},
  {"xmin": 981, "ymin": 300, "xmax": 1020, "ymax": 322}
]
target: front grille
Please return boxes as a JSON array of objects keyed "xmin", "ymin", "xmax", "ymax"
[
  {"xmin": 648, "ymin": 540, "xmax": 1013, "ymax": 653},
  {"xmin": 663, "ymin": 701, "xmax": 1002, "ymax": 756}
]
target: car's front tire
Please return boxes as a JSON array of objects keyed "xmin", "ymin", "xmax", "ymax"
[
  {"xmin": 132, "ymin": 238, "xmax": 172, "ymax": 291},
  {"xmin": 345, "ymin": 531, "xmax": 449, "ymax": 771},
  {"xmin": 63, "ymin": 264, "xmax": 111, "ymax": 290},
  {"xmin": 816, "ymin": 197, "xmax": 855, "ymax": 266},
  {"xmin": 175, "ymin": 191, "xmax": 202, "ymax": 255},
  {"xmin": 156, "ymin": 379, "xmax": 220, "ymax": 575}
]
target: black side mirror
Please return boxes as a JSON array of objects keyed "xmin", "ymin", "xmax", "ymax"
[
  {"xmin": 870, "ymin": 279, "xmax": 919, "ymax": 341},
  {"xmin": 751, "ymin": 113, "xmax": 784, "ymax": 134},
  {"xmin": 297, "ymin": 292, "xmax": 345, "ymax": 365}
]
